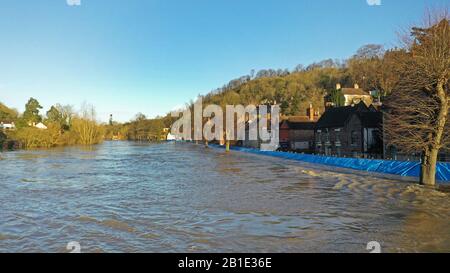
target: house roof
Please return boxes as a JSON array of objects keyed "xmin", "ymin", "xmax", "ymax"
[
  {"xmin": 316, "ymin": 102, "xmax": 369, "ymax": 129},
  {"xmin": 287, "ymin": 116, "xmax": 319, "ymax": 123},
  {"xmin": 289, "ymin": 122, "xmax": 316, "ymax": 130},
  {"xmin": 341, "ymin": 88, "xmax": 371, "ymax": 96},
  {"xmin": 280, "ymin": 116, "xmax": 317, "ymax": 130},
  {"xmin": 358, "ymin": 112, "xmax": 383, "ymax": 128},
  {"xmin": 34, "ymin": 122, "xmax": 48, "ymax": 129}
]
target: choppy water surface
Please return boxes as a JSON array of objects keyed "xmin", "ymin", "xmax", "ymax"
[{"xmin": 0, "ymin": 141, "xmax": 449, "ymax": 253}]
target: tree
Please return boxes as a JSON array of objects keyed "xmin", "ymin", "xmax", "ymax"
[
  {"xmin": 330, "ymin": 89, "xmax": 346, "ymax": 107},
  {"xmin": 61, "ymin": 104, "xmax": 75, "ymax": 130},
  {"xmin": 46, "ymin": 106, "xmax": 63, "ymax": 124},
  {"xmin": 293, "ymin": 64, "xmax": 305, "ymax": 72},
  {"xmin": 354, "ymin": 44, "xmax": 385, "ymax": 59},
  {"xmin": 22, "ymin": 98, "xmax": 42, "ymax": 124},
  {"xmin": 385, "ymin": 14, "xmax": 449, "ymax": 186},
  {"xmin": 134, "ymin": 112, "xmax": 147, "ymax": 122},
  {"xmin": 376, "ymin": 49, "xmax": 406, "ymax": 98},
  {"xmin": 347, "ymin": 45, "xmax": 384, "ymax": 91},
  {"xmin": 0, "ymin": 131, "xmax": 6, "ymax": 144},
  {"xmin": 71, "ymin": 104, "xmax": 104, "ymax": 145},
  {"xmin": 45, "ymin": 104, "xmax": 74, "ymax": 130}
]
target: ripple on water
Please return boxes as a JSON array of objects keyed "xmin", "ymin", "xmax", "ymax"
[
  {"xmin": 100, "ymin": 219, "xmax": 136, "ymax": 233},
  {"xmin": 1, "ymin": 142, "xmax": 449, "ymax": 253},
  {"xmin": 76, "ymin": 216, "xmax": 136, "ymax": 233}
]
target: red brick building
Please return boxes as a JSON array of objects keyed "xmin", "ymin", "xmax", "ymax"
[{"xmin": 279, "ymin": 105, "xmax": 319, "ymax": 152}]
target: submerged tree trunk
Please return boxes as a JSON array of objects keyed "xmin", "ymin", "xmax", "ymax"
[
  {"xmin": 420, "ymin": 82, "xmax": 448, "ymax": 186},
  {"xmin": 420, "ymin": 149, "xmax": 439, "ymax": 186}
]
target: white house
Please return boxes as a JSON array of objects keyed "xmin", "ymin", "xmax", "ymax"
[
  {"xmin": 166, "ymin": 133, "xmax": 177, "ymax": 141},
  {"xmin": 326, "ymin": 83, "xmax": 374, "ymax": 108},
  {"xmin": 34, "ymin": 122, "xmax": 48, "ymax": 130},
  {"xmin": 0, "ymin": 121, "xmax": 15, "ymax": 130},
  {"xmin": 338, "ymin": 83, "xmax": 373, "ymax": 107}
]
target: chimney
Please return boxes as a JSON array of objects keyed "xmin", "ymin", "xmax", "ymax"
[
  {"xmin": 336, "ymin": 83, "xmax": 341, "ymax": 90},
  {"xmin": 308, "ymin": 104, "xmax": 314, "ymax": 121},
  {"xmin": 354, "ymin": 83, "xmax": 359, "ymax": 89}
]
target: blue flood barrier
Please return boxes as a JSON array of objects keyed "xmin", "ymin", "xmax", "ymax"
[{"xmin": 209, "ymin": 144, "xmax": 450, "ymax": 183}]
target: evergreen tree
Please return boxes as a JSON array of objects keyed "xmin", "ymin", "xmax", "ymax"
[
  {"xmin": 330, "ymin": 89, "xmax": 345, "ymax": 107},
  {"xmin": 22, "ymin": 98, "xmax": 43, "ymax": 124}
]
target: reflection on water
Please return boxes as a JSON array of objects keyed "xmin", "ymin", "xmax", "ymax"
[{"xmin": 0, "ymin": 141, "xmax": 449, "ymax": 253}]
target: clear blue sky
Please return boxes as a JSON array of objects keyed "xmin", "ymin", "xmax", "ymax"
[{"xmin": 0, "ymin": 0, "xmax": 446, "ymax": 122}]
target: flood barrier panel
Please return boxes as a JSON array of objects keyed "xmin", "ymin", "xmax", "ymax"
[{"xmin": 208, "ymin": 144, "xmax": 450, "ymax": 183}]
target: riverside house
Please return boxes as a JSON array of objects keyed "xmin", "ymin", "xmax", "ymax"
[
  {"xmin": 325, "ymin": 83, "xmax": 373, "ymax": 108},
  {"xmin": 35, "ymin": 122, "xmax": 48, "ymax": 130},
  {"xmin": 279, "ymin": 104, "xmax": 320, "ymax": 152},
  {"xmin": 315, "ymin": 101, "xmax": 383, "ymax": 158},
  {"xmin": 0, "ymin": 121, "xmax": 15, "ymax": 130}
]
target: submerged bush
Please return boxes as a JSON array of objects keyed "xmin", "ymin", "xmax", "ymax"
[
  {"xmin": 71, "ymin": 117, "xmax": 104, "ymax": 145},
  {"xmin": 12, "ymin": 119, "xmax": 104, "ymax": 149},
  {"xmin": 13, "ymin": 123, "xmax": 62, "ymax": 149}
]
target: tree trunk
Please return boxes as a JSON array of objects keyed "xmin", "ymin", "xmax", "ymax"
[
  {"xmin": 226, "ymin": 140, "xmax": 230, "ymax": 152},
  {"xmin": 420, "ymin": 149, "xmax": 438, "ymax": 186},
  {"xmin": 420, "ymin": 81, "xmax": 448, "ymax": 186}
]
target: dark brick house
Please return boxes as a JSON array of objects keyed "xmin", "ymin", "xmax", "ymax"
[
  {"xmin": 279, "ymin": 105, "xmax": 319, "ymax": 152},
  {"xmin": 315, "ymin": 102, "xmax": 383, "ymax": 157}
]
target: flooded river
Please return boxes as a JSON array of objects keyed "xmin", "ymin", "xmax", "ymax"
[{"xmin": 0, "ymin": 141, "xmax": 449, "ymax": 253}]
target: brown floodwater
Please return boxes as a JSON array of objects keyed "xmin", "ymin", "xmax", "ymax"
[{"xmin": 0, "ymin": 141, "xmax": 449, "ymax": 253}]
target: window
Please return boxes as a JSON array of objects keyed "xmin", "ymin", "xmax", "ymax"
[
  {"xmin": 325, "ymin": 129, "xmax": 330, "ymax": 143},
  {"xmin": 335, "ymin": 129, "xmax": 342, "ymax": 143},
  {"xmin": 351, "ymin": 131, "xmax": 358, "ymax": 146}
]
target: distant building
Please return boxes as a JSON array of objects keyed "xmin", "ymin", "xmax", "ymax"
[
  {"xmin": 325, "ymin": 83, "xmax": 373, "ymax": 108},
  {"xmin": 315, "ymin": 101, "xmax": 383, "ymax": 157},
  {"xmin": 34, "ymin": 122, "xmax": 48, "ymax": 130},
  {"xmin": 279, "ymin": 104, "xmax": 319, "ymax": 152},
  {"xmin": 166, "ymin": 133, "xmax": 177, "ymax": 141},
  {"xmin": 0, "ymin": 121, "xmax": 15, "ymax": 130}
]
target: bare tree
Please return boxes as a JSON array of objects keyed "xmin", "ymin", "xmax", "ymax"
[
  {"xmin": 71, "ymin": 103, "xmax": 104, "ymax": 145},
  {"xmin": 385, "ymin": 11, "xmax": 449, "ymax": 186}
]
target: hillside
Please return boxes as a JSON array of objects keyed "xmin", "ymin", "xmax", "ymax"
[
  {"xmin": 198, "ymin": 44, "xmax": 399, "ymax": 116},
  {"xmin": 202, "ymin": 67, "xmax": 349, "ymax": 116},
  {"xmin": 0, "ymin": 102, "xmax": 18, "ymax": 121}
]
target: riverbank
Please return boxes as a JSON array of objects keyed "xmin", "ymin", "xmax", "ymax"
[
  {"xmin": 201, "ymin": 143, "xmax": 450, "ymax": 184},
  {"xmin": 0, "ymin": 122, "xmax": 104, "ymax": 151},
  {"xmin": 0, "ymin": 139, "xmax": 22, "ymax": 151}
]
